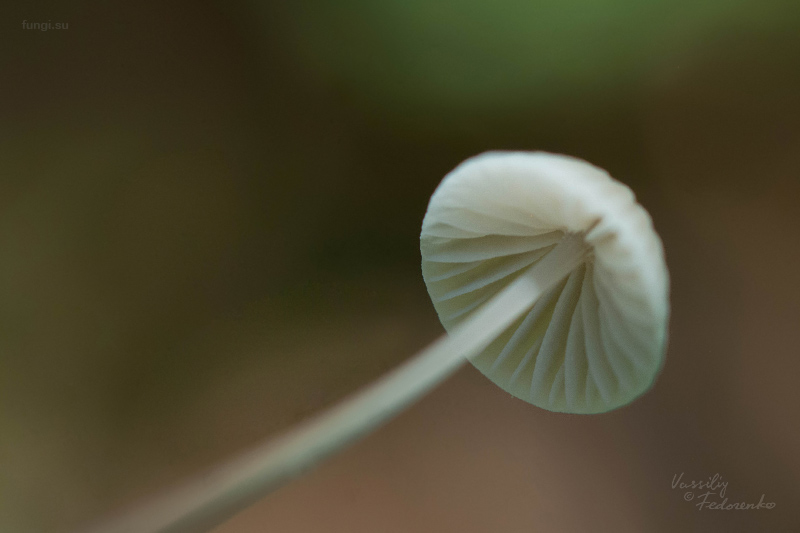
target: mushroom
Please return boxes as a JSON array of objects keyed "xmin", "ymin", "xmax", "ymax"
[
  {"xmin": 84, "ymin": 151, "xmax": 669, "ymax": 533},
  {"xmin": 421, "ymin": 151, "xmax": 670, "ymax": 413}
]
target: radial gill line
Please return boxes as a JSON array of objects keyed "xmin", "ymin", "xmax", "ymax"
[
  {"xmin": 423, "ymin": 232, "xmax": 561, "ymax": 263},
  {"xmin": 436, "ymin": 248, "xmax": 551, "ymax": 301},
  {"xmin": 530, "ymin": 268, "xmax": 579, "ymax": 404},
  {"xmin": 564, "ymin": 277, "xmax": 588, "ymax": 411},
  {"xmin": 508, "ymin": 336, "xmax": 543, "ymax": 388},
  {"xmin": 581, "ymin": 270, "xmax": 614, "ymax": 405}
]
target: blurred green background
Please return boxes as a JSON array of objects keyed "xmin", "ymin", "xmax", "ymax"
[{"xmin": 2, "ymin": 1, "xmax": 799, "ymax": 532}]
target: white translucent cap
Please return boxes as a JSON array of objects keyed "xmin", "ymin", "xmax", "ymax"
[{"xmin": 420, "ymin": 151, "xmax": 670, "ymax": 414}]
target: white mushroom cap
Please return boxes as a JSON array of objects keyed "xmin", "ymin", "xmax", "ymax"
[{"xmin": 420, "ymin": 151, "xmax": 670, "ymax": 413}]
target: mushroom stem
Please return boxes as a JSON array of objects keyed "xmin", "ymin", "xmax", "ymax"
[{"xmin": 86, "ymin": 233, "xmax": 590, "ymax": 533}]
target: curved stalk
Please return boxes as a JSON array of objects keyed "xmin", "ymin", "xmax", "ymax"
[{"xmin": 82, "ymin": 234, "xmax": 589, "ymax": 533}]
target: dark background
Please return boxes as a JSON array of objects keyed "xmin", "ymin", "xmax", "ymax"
[{"xmin": 2, "ymin": 1, "xmax": 799, "ymax": 532}]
